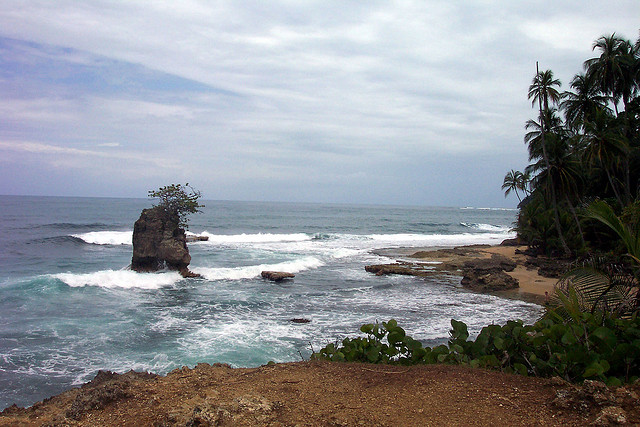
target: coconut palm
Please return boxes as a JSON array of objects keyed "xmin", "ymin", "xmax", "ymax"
[
  {"xmin": 502, "ymin": 170, "xmax": 523, "ymax": 202},
  {"xmin": 584, "ymin": 34, "xmax": 637, "ymax": 114},
  {"xmin": 527, "ymin": 67, "xmax": 571, "ymax": 256},
  {"xmin": 528, "ymin": 69, "xmax": 562, "ymax": 111},
  {"xmin": 581, "ymin": 109, "xmax": 629, "ymax": 206},
  {"xmin": 524, "ymin": 109, "xmax": 566, "ymax": 161},
  {"xmin": 527, "ymin": 129, "xmax": 586, "ymax": 249},
  {"xmin": 560, "ymin": 73, "xmax": 611, "ymax": 131},
  {"xmin": 517, "ymin": 169, "xmax": 532, "ymax": 198}
]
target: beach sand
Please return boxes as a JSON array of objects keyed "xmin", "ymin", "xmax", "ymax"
[
  {"xmin": 379, "ymin": 244, "xmax": 560, "ymax": 304},
  {"xmin": 483, "ymin": 245, "xmax": 558, "ymax": 299}
]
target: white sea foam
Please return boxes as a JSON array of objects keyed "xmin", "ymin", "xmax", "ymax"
[
  {"xmin": 192, "ymin": 256, "xmax": 323, "ymax": 281},
  {"xmin": 72, "ymin": 231, "xmax": 132, "ymax": 245},
  {"xmin": 460, "ymin": 223, "xmax": 512, "ymax": 232},
  {"xmin": 197, "ymin": 232, "xmax": 311, "ymax": 244},
  {"xmin": 460, "ymin": 207, "xmax": 518, "ymax": 211},
  {"xmin": 366, "ymin": 232, "xmax": 515, "ymax": 247},
  {"xmin": 53, "ymin": 270, "xmax": 181, "ymax": 289},
  {"xmin": 329, "ymin": 248, "xmax": 364, "ymax": 258}
]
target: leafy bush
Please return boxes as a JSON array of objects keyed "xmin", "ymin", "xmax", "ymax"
[
  {"xmin": 312, "ymin": 314, "xmax": 640, "ymax": 385},
  {"xmin": 148, "ymin": 183, "xmax": 204, "ymax": 229}
]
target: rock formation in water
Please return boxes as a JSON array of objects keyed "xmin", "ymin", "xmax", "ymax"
[
  {"xmin": 261, "ymin": 271, "xmax": 295, "ymax": 281},
  {"xmin": 131, "ymin": 206, "xmax": 200, "ymax": 278}
]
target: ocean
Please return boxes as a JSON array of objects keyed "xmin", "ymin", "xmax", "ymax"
[{"xmin": 0, "ymin": 195, "xmax": 543, "ymax": 409}]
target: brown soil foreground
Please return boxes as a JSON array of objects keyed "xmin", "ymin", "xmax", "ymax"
[{"xmin": 3, "ymin": 361, "xmax": 635, "ymax": 426}]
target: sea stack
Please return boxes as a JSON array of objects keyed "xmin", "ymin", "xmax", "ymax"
[{"xmin": 131, "ymin": 206, "xmax": 199, "ymax": 278}]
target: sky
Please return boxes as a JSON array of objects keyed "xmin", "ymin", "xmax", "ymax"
[{"xmin": 0, "ymin": 1, "xmax": 638, "ymax": 208}]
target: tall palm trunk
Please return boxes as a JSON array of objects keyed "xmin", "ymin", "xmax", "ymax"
[
  {"xmin": 565, "ymin": 194, "xmax": 585, "ymax": 249},
  {"xmin": 536, "ymin": 62, "xmax": 571, "ymax": 257},
  {"xmin": 602, "ymin": 160, "xmax": 624, "ymax": 207}
]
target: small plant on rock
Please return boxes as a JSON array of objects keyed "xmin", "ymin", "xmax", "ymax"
[{"xmin": 148, "ymin": 183, "xmax": 204, "ymax": 229}]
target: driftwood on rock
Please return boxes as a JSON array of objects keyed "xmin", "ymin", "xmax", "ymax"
[{"xmin": 261, "ymin": 271, "xmax": 295, "ymax": 281}]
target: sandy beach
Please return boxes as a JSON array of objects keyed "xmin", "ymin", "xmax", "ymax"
[{"xmin": 377, "ymin": 244, "xmax": 561, "ymax": 304}]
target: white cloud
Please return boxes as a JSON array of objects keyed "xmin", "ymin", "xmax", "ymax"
[
  {"xmin": 0, "ymin": 0, "xmax": 637, "ymax": 205},
  {"xmin": 0, "ymin": 141, "xmax": 181, "ymax": 170}
]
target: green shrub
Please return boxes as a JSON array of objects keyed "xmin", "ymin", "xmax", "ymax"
[
  {"xmin": 312, "ymin": 314, "xmax": 640, "ymax": 384},
  {"xmin": 148, "ymin": 183, "xmax": 204, "ymax": 229}
]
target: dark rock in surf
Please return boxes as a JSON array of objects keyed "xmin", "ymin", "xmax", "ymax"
[
  {"xmin": 500, "ymin": 237, "xmax": 521, "ymax": 246},
  {"xmin": 365, "ymin": 263, "xmax": 430, "ymax": 277},
  {"xmin": 261, "ymin": 271, "xmax": 295, "ymax": 281},
  {"xmin": 131, "ymin": 206, "xmax": 200, "ymax": 278},
  {"xmin": 290, "ymin": 318, "xmax": 311, "ymax": 323},
  {"xmin": 186, "ymin": 235, "xmax": 209, "ymax": 242}
]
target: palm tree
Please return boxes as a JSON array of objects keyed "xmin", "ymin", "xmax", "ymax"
[
  {"xmin": 517, "ymin": 169, "xmax": 532, "ymax": 198},
  {"xmin": 527, "ymin": 129, "xmax": 585, "ymax": 249},
  {"xmin": 528, "ymin": 69, "xmax": 562, "ymax": 111},
  {"xmin": 581, "ymin": 109, "xmax": 629, "ymax": 206},
  {"xmin": 528, "ymin": 66, "xmax": 571, "ymax": 256},
  {"xmin": 524, "ymin": 109, "xmax": 566, "ymax": 161},
  {"xmin": 502, "ymin": 170, "xmax": 523, "ymax": 203},
  {"xmin": 584, "ymin": 34, "xmax": 637, "ymax": 114},
  {"xmin": 560, "ymin": 73, "xmax": 611, "ymax": 131}
]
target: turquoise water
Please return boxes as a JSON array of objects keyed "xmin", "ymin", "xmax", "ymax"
[{"xmin": 0, "ymin": 196, "xmax": 542, "ymax": 409}]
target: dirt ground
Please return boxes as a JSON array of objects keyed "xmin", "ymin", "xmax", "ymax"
[{"xmin": 2, "ymin": 361, "xmax": 636, "ymax": 426}]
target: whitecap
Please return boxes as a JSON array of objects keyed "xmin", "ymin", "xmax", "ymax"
[
  {"xmin": 192, "ymin": 256, "xmax": 323, "ymax": 281},
  {"xmin": 196, "ymin": 232, "xmax": 311, "ymax": 244},
  {"xmin": 72, "ymin": 231, "xmax": 132, "ymax": 245},
  {"xmin": 365, "ymin": 232, "xmax": 515, "ymax": 247},
  {"xmin": 460, "ymin": 223, "xmax": 512, "ymax": 232},
  {"xmin": 53, "ymin": 270, "xmax": 182, "ymax": 289}
]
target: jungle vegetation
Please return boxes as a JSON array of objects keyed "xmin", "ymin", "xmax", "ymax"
[{"xmin": 503, "ymin": 33, "xmax": 640, "ymax": 259}]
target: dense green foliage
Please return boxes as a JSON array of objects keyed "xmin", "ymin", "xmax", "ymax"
[
  {"xmin": 148, "ymin": 183, "xmax": 204, "ymax": 229},
  {"xmin": 312, "ymin": 316, "xmax": 640, "ymax": 385},
  {"xmin": 504, "ymin": 33, "xmax": 640, "ymax": 258}
]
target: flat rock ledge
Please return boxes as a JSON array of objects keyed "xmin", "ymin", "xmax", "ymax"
[
  {"xmin": 365, "ymin": 251, "xmax": 520, "ymax": 293},
  {"xmin": 459, "ymin": 254, "xmax": 519, "ymax": 292},
  {"xmin": 261, "ymin": 271, "xmax": 295, "ymax": 281},
  {"xmin": 364, "ymin": 263, "xmax": 435, "ymax": 277}
]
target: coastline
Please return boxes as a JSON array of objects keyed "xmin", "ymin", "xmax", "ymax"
[{"xmin": 374, "ymin": 244, "xmax": 559, "ymax": 305}]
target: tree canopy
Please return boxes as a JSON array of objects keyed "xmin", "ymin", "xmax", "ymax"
[
  {"xmin": 148, "ymin": 183, "xmax": 204, "ymax": 229},
  {"xmin": 505, "ymin": 32, "xmax": 640, "ymax": 258}
]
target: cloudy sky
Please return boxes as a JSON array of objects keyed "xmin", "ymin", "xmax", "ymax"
[{"xmin": 0, "ymin": 1, "xmax": 638, "ymax": 207}]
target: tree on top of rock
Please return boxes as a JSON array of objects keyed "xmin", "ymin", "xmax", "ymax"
[{"xmin": 148, "ymin": 183, "xmax": 204, "ymax": 229}]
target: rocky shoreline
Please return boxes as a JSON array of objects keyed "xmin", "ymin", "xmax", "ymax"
[{"xmin": 367, "ymin": 243, "xmax": 569, "ymax": 304}]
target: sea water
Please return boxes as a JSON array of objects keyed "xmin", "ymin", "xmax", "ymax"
[{"xmin": 0, "ymin": 195, "xmax": 543, "ymax": 409}]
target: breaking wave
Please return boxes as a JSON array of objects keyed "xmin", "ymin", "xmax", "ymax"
[
  {"xmin": 193, "ymin": 256, "xmax": 323, "ymax": 281},
  {"xmin": 53, "ymin": 270, "xmax": 182, "ymax": 289},
  {"xmin": 72, "ymin": 231, "xmax": 132, "ymax": 245}
]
